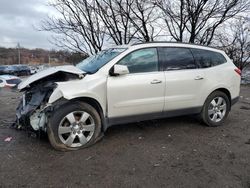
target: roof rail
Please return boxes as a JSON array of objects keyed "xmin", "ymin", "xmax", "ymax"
[{"xmin": 131, "ymin": 41, "xmax": 219, "ymax": 50}]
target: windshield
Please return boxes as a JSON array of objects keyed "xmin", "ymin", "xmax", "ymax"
[{"xmin": 76, "ymin": 48, "xmax": 127, "ymax": 73}]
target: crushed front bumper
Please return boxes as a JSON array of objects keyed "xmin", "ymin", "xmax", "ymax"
[{"xmin": 15, "ymin": 86, "xmax": 53, "ymax": 132}]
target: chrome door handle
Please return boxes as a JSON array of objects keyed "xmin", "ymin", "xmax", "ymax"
[
  {"xmin": 194, "ymin": 76, "xmax": 204, "ymax": 80},
  {"xmin": 151, "ymin": 80, "xmax": 162, "ymax": 84}
]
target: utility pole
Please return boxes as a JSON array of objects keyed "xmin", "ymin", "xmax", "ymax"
[
  {"xmin": 17, "ymin": 43, "xmax": 21, "ymax": 64},
  {"xmin": 48, "ymin": 52, "xmax": 51, "ymax": 67}
]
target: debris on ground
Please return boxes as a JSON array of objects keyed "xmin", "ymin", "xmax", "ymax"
[
  {"xmin": 153, "ymin": 163, "xmax": 160, "ymax": 167},
  {"xmin": 11, "ymin": 97, "xmax": 19, "ymax": 99},
  {"xmin": 7, "ymin": 154, "xmax": 12, "ymax": 158},
  {"xmin": 86, "ymin": 156, "xmax": 93, "ymax": 161},
  {"xmin": 245, "ymin": 139, "xmax": 250, "ymax": 145},
  {"xmin": 4, "ymin": 137, "xmax": 12, "ymax": 142},
  {"xmin": 0, "ymin": 120, "xmax": 15, "ymax": 127},
  {"xmin": 228, "ymin": 151, "xmax": 236, "ymax": 159},
  {"xmin": 240, "ymin": 106, "xmax": 250, "ymax": 110}
]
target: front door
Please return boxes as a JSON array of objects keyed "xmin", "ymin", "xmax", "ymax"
[{"xmin": 107, "ymin": 48, "xmax": 165, "ymax": 118}]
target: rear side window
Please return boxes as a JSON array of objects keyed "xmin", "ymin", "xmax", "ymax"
[
  {"xmin": 191, "ymin": 49, "xmax": 227, "ymax": 68},
  {"xmin": 159, "ymin": 48, "xmax": 196, "ymax": 71},
  {"xmin": 117, "ymin": 48, "xmax": 158, "ymax": 73}
]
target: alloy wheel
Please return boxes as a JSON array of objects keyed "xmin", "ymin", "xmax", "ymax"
[
  {"xmin": 58, "ymin": 111, "xmax": 95, "ymax": 147},
  {"xmin": 208, "ymin": 97, "xmax": 227, "ymax": 123}
]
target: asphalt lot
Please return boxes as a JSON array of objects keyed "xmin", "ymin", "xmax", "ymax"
[{"xmin": 0, "ymin": 86, "xmax": 250, "ymax": 188}]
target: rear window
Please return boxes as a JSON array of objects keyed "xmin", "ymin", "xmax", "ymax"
[
  {"xmin": 6, "ymin": 79, "xmax": 21, "ymax": 85},
  {"xmin": 159, "ymin": 47, "xmax": 196, "ymax": 71},
  {"xmin": 191, "ymin": 49, "xmax": 227, "ymax": 68}
]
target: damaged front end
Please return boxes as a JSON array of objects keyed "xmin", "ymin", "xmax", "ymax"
[
  {"xmin": 14, "ymin": 66, "xmax": 85, "ymax": 134},
  {"xmin": 16, "ymin": 82, "xmax": 55, "ymax": 132}
]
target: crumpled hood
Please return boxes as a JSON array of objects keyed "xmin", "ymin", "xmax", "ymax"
[{"xmin": 18, "ymin": 65, "xmax": 85, "ymax": 90}]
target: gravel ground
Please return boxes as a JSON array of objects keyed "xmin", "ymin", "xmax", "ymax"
[{"xmin": 0, "ymin": 86, "xmax": 250, "ymax": 188}]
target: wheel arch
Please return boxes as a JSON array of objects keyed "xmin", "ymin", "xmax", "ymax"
[
  {"xmin": 49, "ymin": 87, "xmax": 107, "ymax": 132},
  {"xmin": 70, "ymin": 97, "xmax": 107, "ymax": 132},
  {"xmin": 206, "ymin": 88, "xmax": 232, "ymax": 109}
]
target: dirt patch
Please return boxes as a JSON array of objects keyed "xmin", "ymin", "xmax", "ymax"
[{"xmin": 0, "ymin": 86, "xmax": 250, "ymax": 187}]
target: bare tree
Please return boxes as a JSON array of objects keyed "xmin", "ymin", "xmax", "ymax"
[
  {"xmin": 218, "ymin": 18, "xmax": 250, "ymax": 70},
  {"xmin": 41, "ymin": 0, "xmax": 250, "ymax": 57},
  {"xmin": 94, "ymin": 0, "xmax": 136, "ymax": 45},
  {"xmin": 95, "ymin": 0, "xmax": 159, "ymax": 44},
  {"xmin": 157, "ymin": 0, "xmax": 250, "ymax": 45},
  {"xmin": 127, "ymin": 0, "xmax": 160, "ymax": 42},
  {"xmin": 42, "ymin": 0, "xmax": 160, "ymax": 53},
  {"xmin": 41, "ymin": 0, "xmax": 105, "ymax": 54},
  {"xmin": 156, "ymin": 0, "xmax": 190, "ymax": 42}
]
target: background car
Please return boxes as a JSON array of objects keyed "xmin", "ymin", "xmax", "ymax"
[
  {"xmin": 29, "ymin": 65, "xmax": 39, "ymax": 74},
  {"xmin": 4, "ymin": 65, "xmax": 31, "ymax": 76},
  {"xmin": 0, "ymin": 75, "xmax": 22, "ymax": 88},
  {"xmin": 13, "ymin": 65, "xmax": 31, "ymax": 76},
  {"xmin": 0, "ymin": 65, "xmax": 8, "ymax": 75}
]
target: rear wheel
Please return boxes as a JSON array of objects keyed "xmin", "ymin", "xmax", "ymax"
[
  {"xmin": 47, "ymin": 101, "xmax": 102, "ymax": 151},
  {"xmin": 201, "ymin": 91, "xmax": 230, "ymax": 127}
]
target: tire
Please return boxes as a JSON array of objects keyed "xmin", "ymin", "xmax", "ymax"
[
  {"xmin": 47, "ymin": 101, "xmax": 102, "ymax": 151},
  {"xmin": 201, "ymin": 91, "xmax": 230, "ymax": 127}
]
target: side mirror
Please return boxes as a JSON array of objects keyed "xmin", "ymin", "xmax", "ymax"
[{"xmin": 110, "ymin": 65, "xmax": 129, "ymax": 76}]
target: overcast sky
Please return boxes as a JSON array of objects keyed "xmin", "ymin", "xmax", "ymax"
[{"xmin": 0, "ymin": 0, "xmax": 56, "ymax": 49}]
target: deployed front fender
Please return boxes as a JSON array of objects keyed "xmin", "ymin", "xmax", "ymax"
[{"xmin": 48, "ymin": 87, "xmax": 64, "ymax": 104}]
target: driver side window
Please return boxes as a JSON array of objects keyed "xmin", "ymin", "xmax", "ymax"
[{"xmin": 117, "ymin": 48, "xmax": 158, "ymax": 73}]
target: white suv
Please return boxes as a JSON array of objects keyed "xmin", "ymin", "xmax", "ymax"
[{"xmin": 16, "ymin": 42, "xmax": 241, "ymax": 150}]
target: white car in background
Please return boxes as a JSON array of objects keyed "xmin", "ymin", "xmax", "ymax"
[
  {"xmin": 0, "ymin": 75, "xmax": 22, "ymax": 88},
  {"xmin": 15, "ymin": 42, "xmax": 241, "ymax": 151},
  {"xmin": 29, "ymin": 66, "xmax": 39, "ymax": 74}
]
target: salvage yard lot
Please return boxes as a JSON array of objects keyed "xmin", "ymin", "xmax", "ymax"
[{"xmin": 0, "ymin": 86, "xmax": 250, "ymax": 188}]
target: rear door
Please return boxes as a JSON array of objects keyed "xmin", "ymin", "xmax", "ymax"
[
  {"xmin": 190, "ymin": 48, "xmax": 238, "ymax": 100},
  {"xmin": 158, "ymin": 47, "xmax": 206, "ymax": 111}
]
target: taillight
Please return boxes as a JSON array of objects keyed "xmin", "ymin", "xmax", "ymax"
[{"xmin": 234, "ymin": 68, "xmax": 241, "ymax": 76}]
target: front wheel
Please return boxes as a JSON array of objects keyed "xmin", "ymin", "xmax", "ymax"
[
  {"xmin": 47, "ymin": 101, "xmax": 102, "ymax": 151},
  {"xmin": 201, "ymin": 91, "xmax": 230, "ymax": 127}
]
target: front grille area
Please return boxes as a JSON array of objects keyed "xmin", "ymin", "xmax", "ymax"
[{"xmin": 25, "ymin": 92, "xmax": 33, "ymax": 104}]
